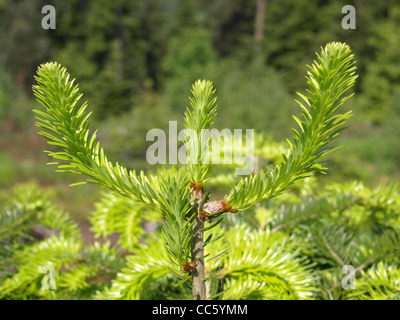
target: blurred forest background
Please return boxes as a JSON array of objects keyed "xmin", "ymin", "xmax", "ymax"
[{"xmin": 0, "ymin": 0, "xmax": 399, "ymax": 232}]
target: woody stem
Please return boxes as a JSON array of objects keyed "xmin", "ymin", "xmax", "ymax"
[{"xmin": 191, "ymin": 189, "xmax": 206, "ymax": 300}]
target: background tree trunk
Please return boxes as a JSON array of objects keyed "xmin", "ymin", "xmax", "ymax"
[{"xmin": 254, "ymin": 0, "xmax": 266, "ymax": 52}]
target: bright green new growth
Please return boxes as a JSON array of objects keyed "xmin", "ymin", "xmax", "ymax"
[
  {"xmin": 32, "ymin": 42, "xmax": 357, "ymax": 298},
  {"xmin": 2, "ymin": 180, "xmax": 400, "ymax": 300},
  {"xmin": 0, "ymin": 184, "xmax": 125, "ymax": 300},
  {"xmin": 227, "ymin": 43, "xmax": 357, "ymax": 209},
  {"xmin": 184, "ymin": 80, "xmax": 218, "ymax": 183},
  {"xmin": 33, "ymin": 64, "xmax": 194, "ymax": 269}
]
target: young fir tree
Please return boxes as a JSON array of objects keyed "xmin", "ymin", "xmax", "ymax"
[{"xmin": 28, "ymin": 42, "xmax": 358, "ymax": 300}]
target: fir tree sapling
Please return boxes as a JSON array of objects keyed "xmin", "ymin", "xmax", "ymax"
[{"xmin": 32, "ymin": 42, "xmax": 357, "ymax": 299}]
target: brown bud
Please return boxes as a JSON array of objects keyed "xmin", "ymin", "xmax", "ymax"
[
  {"xmin": 203, "ymin": 196, "xmax": 238, "ymax": 215},
  {"xmin": 199, "ymin": 210, "xmax": 209, "ymax": 220},
  {"xmin": 182, "ymin": 260, "xmax": 196, "ymax": 274},
  {"xmin": 190, "ymin": 181, "xmax": 203, "ymax": 192},
  {"xmin": 221, "ymin": 197, "xmax": 238, "ymax": 213}
]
